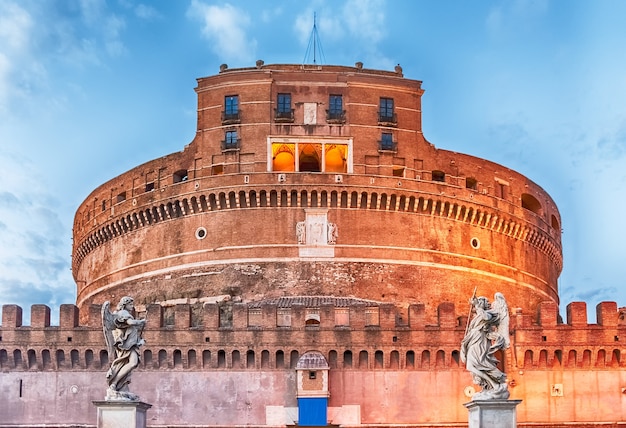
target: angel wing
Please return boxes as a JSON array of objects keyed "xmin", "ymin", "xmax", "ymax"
[
  {"xmin": 492, "ymin": 292, "xmax": 510, "ymax": 349},
  {"xmin": 101, "ymin": 301, "xmax": 116, "ymax": 359}
]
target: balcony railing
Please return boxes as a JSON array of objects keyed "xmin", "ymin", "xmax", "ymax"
[
  {"xmin": 378, "ymin": 113, "xmax": 397, "ymax": 127},
  {"xmin": 221, "ymin": 138, "xmax": 241, "ymax": 151},
  {"xmin": 274, "ymin": 109, "xmax": 295, "ymax": 123},
  {"xmin": 378, "ymin": 140, "xmax": 398, "ymax": 152},
  {"xmin": 326, "ymin": 110, "xmax": 346, "ymax": 124},
  {"xmin": 221, "ymin": 111, "xmax": 241, "ymax": 125}
]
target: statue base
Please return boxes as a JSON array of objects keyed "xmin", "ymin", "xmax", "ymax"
[
  {"xmin": 464, "ymin": 399, "xmax": 522, "ymax": 428},
  {"xmin": 93, "ymin": 400, "xmax": 152, "ymax": 428}
]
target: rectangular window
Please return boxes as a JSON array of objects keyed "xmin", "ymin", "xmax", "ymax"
[
  {"xmin": 223, "ymin": 130, "xmax": 239, "ymax": 150},
  {"xmin": 277, "ymin": 93, "xmax": 291, "ymax": 113},
  {"xmin": 223, "ymin": 95, "xmax": 240, "ymax": 123},
  {"xmin": 329, "ymin": 95, "xmax": 342, "ymax": 114},
  {"xmin": 379, "ymin": 97, "xmax": 395, "ymax": 122},
  {"xmin": 380, "ymin": 133, "xmax": 394, "ymax": 151},
  {"xmin": 225, "ymin": 95, "xmax": 238, "ymax": 115}
]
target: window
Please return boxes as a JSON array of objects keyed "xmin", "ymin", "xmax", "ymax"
[
  {"xmin": 223, "ymin": 95, "xmax": 240, "ymax": 123},
  {"xmin": 145, "ymin": 182, "xmax": 155, "ymax": 192},
  {"xmin": 466, "ymin": 177, "xmax": 478, "ymax": 190},
  {"xmin": 432, "ymin": 170, "xmax": 445, "ymax": 182},
  {"xmin": 173, "ymin": 170, "xmax": 188, "ymax": 183},
  {"xmin": 275, "ymin": 93, "xmax": 293, "ymax": 121},
  {"xmin": 379, "ymin": 97, "xmax": 396, "ymax": 124},
  {"xmin": 327, "ymin": 94, "xmax": 345, "ymax": 122},
  {"xmin": 379, "ymin": 133, "xmax": 395, "ymax": 151},
  {"xmin": 271, "ymin": 140, "xmax": 349, "ymax": 173},
  {"xmin": 222, "ymin": 130, "xmax": 239, "ymax": 150}
]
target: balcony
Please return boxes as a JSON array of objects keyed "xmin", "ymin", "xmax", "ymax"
[
  {"xmin": 378, "ymin": 113, "xmax": 397, "ymax": 127},
  {"xmin": 378, "ymin": 140, "xmax": 398, "ymax": 153},
  {"xmin": 221, "ymin": 138, "xmax": 241, "ymax": 152},
  {"xmin": 221, "ymin": 111, "xmax": 241, "ymax": 125},
  {"xmin": 326, "ymin": 110, "xmax": 346, "ymax": 124},
  {"xmin": 274, "ymin": 109, "xmax": 295, "ymax": 123}
]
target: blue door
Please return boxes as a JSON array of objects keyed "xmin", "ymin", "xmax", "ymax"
[{"xmin": 298, "ymin": 397, "xmax": 328, "ymax": 426}]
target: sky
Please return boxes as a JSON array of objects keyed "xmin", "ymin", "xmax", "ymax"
[{"xmin": 1, "ymin": 0, "xmax": 625, "ymax": 325}]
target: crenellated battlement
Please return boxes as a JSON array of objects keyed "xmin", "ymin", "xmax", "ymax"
[{"xmin": 2, "ymin": 300, "xmax": 625, "ymax": 373}]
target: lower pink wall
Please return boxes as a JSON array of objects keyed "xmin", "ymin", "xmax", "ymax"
[{"xmin": 1, "ymin": 369, "xmax": 625, "ymax": 426}]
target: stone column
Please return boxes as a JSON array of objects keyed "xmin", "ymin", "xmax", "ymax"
[
  {"xmin": 93, "ymin": 400, "xmax": 152, "ymax": 428},
  {"xmin": 464, "ymin": 399, "xmax": 522, "ymax": 428}
]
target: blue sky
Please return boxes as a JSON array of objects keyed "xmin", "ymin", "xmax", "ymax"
[{"xmin": 1, "ymin": 0, "xmax": 625, "ymax": 324}]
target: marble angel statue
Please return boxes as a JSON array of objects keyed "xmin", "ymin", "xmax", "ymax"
[
  {"xmin": 101, "ymin": 296, "xmax": 146, "ymax": 401},
  {"xmin": 460, "ymin": 292, "xmax": 510, "ymax": 400}
]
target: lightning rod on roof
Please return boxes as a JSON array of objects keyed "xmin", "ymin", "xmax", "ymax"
[{"xmin": 303, "ymin": 12, "xmax": 326, "ymax": 65}]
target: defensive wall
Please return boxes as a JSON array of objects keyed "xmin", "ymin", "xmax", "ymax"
[{"xmin": 2, "ymin": 300, "xmax": 626, "ymax": 427}]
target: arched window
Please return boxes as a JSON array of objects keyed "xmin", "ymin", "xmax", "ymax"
[
  {"xmin": 56, "ymin": 350, "xmax": 65, "ymax": 369},
  {"xmin": 276, "ymin": 350, "xmax": 285, "ymax": 369},
  {"xmin": 359, "ymin": 351, "xmax": 369, "ymax": 369},
  {"xmin": 85, "ymin": 350, "xmax": 94, "ymax": 368},
  {"xmin": 71, "ymin": 349, "xmax": 80, "ymax": 368},
  {"xmin": 421, "ymin": 350, "xmax": 430, "ymax": 369},
  {"xmin": 524, "ymin": 350, "xmax": 533, "ymax": 368},
  {"xmin": 328, "ymin": 350, "xmax": 338, "ymax": 369},
  {"xmin": 247, "ymin": 350, "xmax": 255, "ymax": 368},
  {"xmin": 390, "ymin": 351, "xmax": 399, "ymax": 369},
  {"xmin": 375, "ymin": 350, "xmax": 384, "ymax": 368},
  {"xmin": 406, "ymin": 351, "xmax": 415, "ymax": 369},
  {"xmin": 290, "ymin": 350, "xmax": 299, "ymax": 369},
  {"xmin": 28, "ymin": 349, "xmax": 37, "ymax": 369},
  {"xmin": 202, "ymin": 350, "xmax": 211, "ymax": 368},
  {"xmin": 173, "ymin": 350, "xmax": 183, "ymax": 368},
  {"xmin": 343, "ymin": 350, "xmax": 353, "ymax": 368},
  {"xmin": 261, "ymin": 350, "xmax": 270, "ymax": 369},
  {"xmin": 158, "ymin": 349, "xmax": 168, "ymax": 368},
  {"xmin": 435, "ymin": 350, "xmax": 446, "ymax": 368},
  {"xmin": 143, "ymin": 350, "xmax": 153, "ymax": 369},
  {"xmin": 232, "ymin": 350, "xmax": 241, "ymax": 368},
  {"xmin": 521, "ymin": 193, "xmax": 542, "ymax": 215}
]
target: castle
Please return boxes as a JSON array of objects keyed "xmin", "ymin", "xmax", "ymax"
[{"xmin": 1, "ymin": 62, "xmax": 625, "ymax": 427}]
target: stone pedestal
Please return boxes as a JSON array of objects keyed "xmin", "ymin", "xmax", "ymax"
[
  {"xmin": 93, "ymin": 400, "xmax": 152, "ymax": 428},
  {"xmin": 464, "ymin": 399, "xmax": 522, "ymax": 428}
]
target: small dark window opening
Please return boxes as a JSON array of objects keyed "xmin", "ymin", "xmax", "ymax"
[
  {"xmin": 309, "ymin": 371, "xmax": 316, "ymax": 379},
  {"xmin": 116, "ymin": 192, "xmax": 126, "ymax": 203},
  {"xmin": 101, "ymin": 200, "xmax": 106, "ymax": 212},
  {"xmin": 145, "ymin": 182, "xmax": 155, "ymax": 192},
  {"xmin": 432, "ymin": 170, "xmax": 445, "ymax": 182},
  {"xmin": 173, "ymin": 170, "xmax": 188, "ymax": 183},
  {"xmin": 466, "ymin": 177, "xmax": 478, "ymax": 190}
]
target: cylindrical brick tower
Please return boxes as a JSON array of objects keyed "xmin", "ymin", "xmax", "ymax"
[{"xmin": 72, "ymin": 63, "xmax": 562, "ymax": 321}]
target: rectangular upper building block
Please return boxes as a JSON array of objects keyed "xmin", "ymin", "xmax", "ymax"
[
  {"xmin": 566, "ymin": 302, "xmax": 587, "ymax": 326},
  {"xmin": 596, "ymin": 301, "xmax": 618, "ymax": 326},
  {"xmin": 537, "ymin": 301, "xmax": 558, "ymax": 327},
  {"xmin": 31, "ymin": 304, "xmax": 51, "ymax": 328},
  {"xmin": 1, "ymin": 304, "xmax": 22, "ymax": 328},
  {"xmin": 59, "ymin": 304, "xmax": 79, "ymax": 328}
]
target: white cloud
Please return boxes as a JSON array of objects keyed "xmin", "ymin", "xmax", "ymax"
[
  {"xmin": 187, "ymin": 1, "xmax": 257, "ymax": 65},
  {"xmin": 342, "ymin": 0, "xmax": 386, "ymax": 45},
  {"xmin": 0, "ymin": 1, "xmax": 34, "ymax": 110},
  {"xmin": 135, "ymin": 4, "xmax": 161, "ymax": 21}
]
